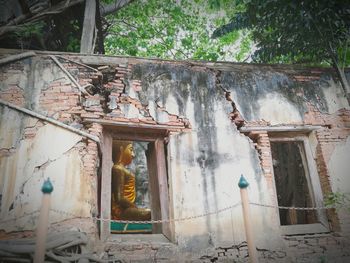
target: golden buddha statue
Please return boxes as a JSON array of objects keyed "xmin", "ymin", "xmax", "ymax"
[{"xmin": 111, "ymin": 141, "xmax": 151, "ymax": 221}]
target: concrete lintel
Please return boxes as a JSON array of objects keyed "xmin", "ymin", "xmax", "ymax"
[
  {"xmin": 240, "ymin": 125, "xmax": 323, "ymax": 133},
  {"xmin": 83, "ymin": 118, "xmax": 183, "ymax": 131}
]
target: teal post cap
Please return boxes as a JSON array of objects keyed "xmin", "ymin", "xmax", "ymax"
[
  {"xmin": 238, "ymin": 174, "xmax": 249, "ymax": 189},
  {"xmin": 41, "ymin": 178, "xmax": 54, "ymax": 194}
]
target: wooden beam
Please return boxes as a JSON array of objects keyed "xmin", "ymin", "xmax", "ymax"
[
  {"xmin": 146, "ymin": 143, "xmax": 162, "ymax": 234},
  {"xmin": 80, "ymin": 0, "xmax": 96, "ymax": 54},
  {"xmin": 100, "ymin": 131, "xmax": 112, "ymax": 241},
  {"xmin": 155, "ymin": 138, "xmax": 173, "ymax": 241}
]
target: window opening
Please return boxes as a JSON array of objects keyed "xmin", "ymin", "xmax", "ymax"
[
  {"xmin": 111, "ymin": 140, "xmax": 158, "ymax": 234},
  {"xmin": 100, "ymin": 127, "xmax": 173, "ymax": 241},
  {"xmin": 271, "ymin": 141, "xmax": 318, "ymax": 225}
]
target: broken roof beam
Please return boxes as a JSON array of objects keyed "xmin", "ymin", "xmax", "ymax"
[{"xmin": 0, "ymin": 51, "xmax": 36, "ymax": 66}]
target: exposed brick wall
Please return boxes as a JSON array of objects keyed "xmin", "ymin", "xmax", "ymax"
[
  {"xmin": 245, "ymin": 131, "xmax": 278, "ymax": 207},
  {"xmin": 241, "ymin": 101, "xmax": 350, "ymax": 262},
  {"xmin": 305, "ymin": 104, "xmax": 350, "ymax": 233},
  {"xmin": 0, "ymin": 54, "xmax": 349, "ymax": 262},
  {"xmin": 30, "ymin": 57, "xmax": 192, "ymax": 205},
  {"xmin": 41, "ymin": 58, "xmax": 191, "ymax": 130},
  {"xmin": 0, "ymin": 61, "xmax": 26, "ymax": 105},
  {"xmin": 39, "ymin": 80, "xmax": 81, "ymax": 121},
  {"xmin": 0, "ymin": 85, "xmax": 25, "ymax": 107}
]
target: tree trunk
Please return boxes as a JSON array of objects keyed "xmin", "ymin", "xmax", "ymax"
[
  {"xmin": 80, "ymin": 0, "xmax": 96, "ymax": 54},
  {"xmin": 327, "ymin": 41, "xmax": 350, "ymax": 105},
  {"xmin": 95, "ymin": 0, "xmax": 105, "ymax": 54},
  {"xmin": 330, "ymin": 54, "xmax": 350, "ymax": 105}
]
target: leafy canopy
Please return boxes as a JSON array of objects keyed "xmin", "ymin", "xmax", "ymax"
[
  {"xmin": 213, "ymin": 0, "xmax": 350, "ymax": 66},
  {"xmin": 104, "ymin": 0, "xmax": 253, "ymax": 61}
]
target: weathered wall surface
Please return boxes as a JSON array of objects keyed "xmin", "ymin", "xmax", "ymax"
[
  {"xmin": 0, "ymin": 56, "xmax": 97, "ymax": 236},
  {"xmin": 130, "ymin": 63, "xmax": 283, "ymax": 252},
  {"xmin": 328, "ymin": 137, "xmax": 350, "ymax": 236},
  {"xmin": 222, "ymin": 69, "xmax": 348, "ymax": 124},
  {"xmin": 0, "ymin": 50, "xmax": 349, "ymax": 262}
]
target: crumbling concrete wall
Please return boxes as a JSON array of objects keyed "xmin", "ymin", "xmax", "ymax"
[
  {"xmin": 0, "ymin": 56, "xmax": 96, "ymax": 237},
  {"xmin": 129, "ymin": 63, "xmax": 283, "ymax": 252},
  {"xmin": 0, "ymin": 50, "xmax": 349, "ymax": 262}
]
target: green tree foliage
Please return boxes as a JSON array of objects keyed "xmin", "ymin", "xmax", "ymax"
[
  {"xmin": 324, "ymin": 191, "xmax": 350, "ymax": 212},
  {"xmin": 104, "ymin": 0, "xmax": 253, "ymax": 61},
  {"xmin": 212, "ymin": 0, "xmax": 350, "ymax": 100},
  {"xmin": 0, "ymin": 4, "xmax": 83, "ymax": 52},
  {"xmin": 214, "ymin": 0, "xmax": 349, "ymax": 66}
]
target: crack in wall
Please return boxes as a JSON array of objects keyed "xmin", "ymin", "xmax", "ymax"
[
  {"xmin": 33, "ymin": 139, "xmax": 82, "ymax": 173},
  {"xmin": 199, "ymin": 241, "xmax": 287, "ymax": 262},
  {"xmin": 0, "ymin": 147, "xmax": 17, "ymax": 156},
  {"xmin": 8, "ymin": 139, "xmax": 83, "ymax": 213},
  {"xmin": 0, "ymin": 108, "xmax": 45, "ymax": 157},
  {"xmin": 81, "ymin": 62, "xmax": 192, "ymax": 128},
  {"xmin": 3, "ymin": 120, "xmax": 48, "ymax": 179},
  {"xmin": 2, "ymin": 55, "xmax": 349, "ymax": 261},
  {"xmin": 212, "ymin": 69, "xmax": 273, "ymax": 182},
  {"xmin": 214, "ymin": 69, "xmax": 245, "ymax": 129}
]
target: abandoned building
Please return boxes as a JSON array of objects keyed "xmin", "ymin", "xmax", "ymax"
[{"xmin": 0, "ymin": 49, "xmax": 349, "ymax": 262}]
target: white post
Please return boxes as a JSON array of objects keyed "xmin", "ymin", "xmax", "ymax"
[
  {"xmin": 34, "ymin": 178, "xmax": 53, "ymax": 263},
  {"xmin": 238, "ymin": 175, "xmax": 258, "ymax": 263}
]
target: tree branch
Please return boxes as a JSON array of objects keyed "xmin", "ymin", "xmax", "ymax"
[
  {"xmin": 306, "ymin": 10, "xmax": 350, "ymax": 104},
  {"xmin": 341, "ymin": 37, "xmax": 349, "ymax": 71},
  {"xmin": 100, "ymin": 0, "xmax": 135, "ymax": 16},
  {"xmin": 0, "ymin": 0, "xmax": 84, "ymax": 37}
]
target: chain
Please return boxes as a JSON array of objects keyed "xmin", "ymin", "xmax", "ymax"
[
  {"xmin": 50, "ymin": 202, "xmax": 242, "ymax": 224},
  {"xmin": 249, "ymin": 202, "xmax": 336, "ymax": 210},
  {"xmin": 1, "ymin": 201, "xmax": 338, "ymax": 226}
]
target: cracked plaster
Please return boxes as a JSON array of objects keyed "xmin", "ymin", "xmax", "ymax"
[
  {"xmin": 257, "ymin": 92, "xmax": 303, "ymax": 125},
  {"xmin": 0, "ymin": 55, "xmax": 349, "ymax": 262},
  {"xmin": 322, "ymin": 78, "xmax": 349, "ymax": 114},
  {"xmin": 130, "ymin": 63, "xmax": 284, "ymax": 251},
  {"xmin": 0, "ymin": 57, "xmax": 72, "ymax": 111},
  {"xmin": 328, "ymin": 136, "xmax": 350, "ymax": 195},
  {"xmin": 0, "ymin": 106, "xmax": 24, "ymax": 151},
  {"xmin": 222, "ymin": 70, "xmax": 349, "ymax": 124},
  {"xmin": 0, "ymin": 110, "xmax": 85, "ymax": 232}
]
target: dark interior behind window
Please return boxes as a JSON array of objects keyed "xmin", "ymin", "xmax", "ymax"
[{"xmin": 271, "ymin": 141, "xmax": 318, "ymax": 225}]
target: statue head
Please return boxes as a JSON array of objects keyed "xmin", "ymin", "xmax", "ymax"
[{"xmin": 112, "ymin": 140, "xmax": 134, "ymax": 165}]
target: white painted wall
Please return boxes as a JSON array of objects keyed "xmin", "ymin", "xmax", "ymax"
[
  {"xmin": 329, "ymin": 137, "xmax": 350, "ymax": 194},
  {"xmin": 147, "ymin": 77, "xmax": 287, "ymax": 252},
  {"xmin": 257, "ymin": 92, "xmax": 303, "ymax": 125},
  {"xmin": 328, "ymin": 137, "xmax": 350, "ymax": 234},
  {"xmin": 0, "ymin": 107, "xmax": 91, "ymax": 232},
  {"xmin": 0, "ymin": 57, "xmax": 348, "ymax": 260},
  {"xmin": 322, "ymin": 79, "xmax": 349, "ymax": 114}
]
